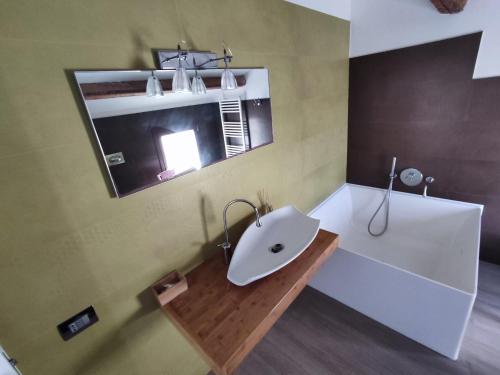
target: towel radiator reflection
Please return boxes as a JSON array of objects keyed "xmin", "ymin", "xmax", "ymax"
[{"xmin": 219, "ymin": 99, "xmax": 248, "ymax": 158}]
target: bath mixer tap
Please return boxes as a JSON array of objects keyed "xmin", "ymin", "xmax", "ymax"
[
  {"xmin": 219, "ymin": 199, "xmax": 262, "ymax": 264},
  {"xmin": 423, "ymin": 176, "xmax": 435, "ymax": 198}
]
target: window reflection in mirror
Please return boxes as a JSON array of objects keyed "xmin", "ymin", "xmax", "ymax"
[
  {"xmin": 159, "ymin": 130, "xmax": 202, "ymax": 179},
  {"xmin": 74, "ymin": 68, "xmax": 273, "ymax": 197}
]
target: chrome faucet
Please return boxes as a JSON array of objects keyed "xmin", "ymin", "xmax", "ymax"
[
  {"xmin": 219, "ymin": 199, "xmax": 262, "ymax": 264},
  {"xmin": 423, "ymin": 176, "xmax": 435, "ymax": 198}
]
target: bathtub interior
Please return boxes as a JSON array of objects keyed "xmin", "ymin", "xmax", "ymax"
[{"xmin": 311, "ymin": 184, "xmax": 482, "ymax": 294}]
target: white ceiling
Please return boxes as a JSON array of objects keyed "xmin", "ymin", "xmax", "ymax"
[
  {"xmin": 350, "ymin": 0, "xmax": 500, "ymax": 78},
  {"xmin": 284, "ymin": 0, "xmax": 500, "ymax": 78},
  {"xmin": 285, "ymin": 0, "xmax": 351, "ymax": 20}
]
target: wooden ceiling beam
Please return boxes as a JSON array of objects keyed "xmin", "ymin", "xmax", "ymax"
[
  {"xmin": 80, "ymin": 76, "xmax": 247, "ymax": 100},
  {"xmin": 430, "ymin": 0, "xmax": 468, "ymax": 14}
]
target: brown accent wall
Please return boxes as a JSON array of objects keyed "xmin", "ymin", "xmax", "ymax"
[{"xmin": 347, "ymin": 32, "xmax": 500, "ymax": 264}]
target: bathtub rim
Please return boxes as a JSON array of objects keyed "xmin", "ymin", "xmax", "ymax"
[
  {"xmin": 309, "ymin": 183, "xmax": 483, "ymax": 296},
  {"xmin": 310, "ymin": 183, "xmax": 484, "ymax": 216}
]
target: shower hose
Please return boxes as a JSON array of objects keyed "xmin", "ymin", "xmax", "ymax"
[{"xmin": 368, "ymin": 157, "xmax": 397, "ymax": 237}]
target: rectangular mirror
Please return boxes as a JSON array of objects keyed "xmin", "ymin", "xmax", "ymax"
[{"xmin": 74, "ymin": 68, "xmax": 273, "ymax": 197}]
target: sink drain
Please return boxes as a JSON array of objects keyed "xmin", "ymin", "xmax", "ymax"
[{"xmin": 270, "ymin": 243, "xmax": 285, "ymax": 253}]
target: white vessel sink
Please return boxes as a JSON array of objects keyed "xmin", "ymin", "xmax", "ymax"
[{"xmin": 227, "ymin": 205, "xmax": 320, "ymax": 286}]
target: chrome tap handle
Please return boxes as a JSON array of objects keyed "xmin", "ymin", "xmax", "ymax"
[
  {"xmin": 218, "ymin": 242, "xmax": 232, "ymax": 264},
  {"xmin": 423, "ymin": 176, "xmax": 435, "ymax": 198},
  {"xmin": 217, "ymin": 242, "xmax": 231, "ymax": 250}
]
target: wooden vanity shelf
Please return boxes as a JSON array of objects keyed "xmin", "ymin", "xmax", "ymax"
[{"xmin": 161, "ymin": 229, "xmax": 338, "ymax": 375}]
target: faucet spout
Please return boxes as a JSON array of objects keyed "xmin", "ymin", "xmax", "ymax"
[{"xmin": 220, "ymin": 199, "xmax": 262, "ymax": 264}]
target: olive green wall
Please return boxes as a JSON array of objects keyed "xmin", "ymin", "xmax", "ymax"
[{"xmin": 0, "ymin": 1, "xmax": 349, "ymax": 374}]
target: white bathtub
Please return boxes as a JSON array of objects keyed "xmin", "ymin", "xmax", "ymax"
[{"xmin": 309, "ymin": 183, "xmax": 483, "ymax": 359}]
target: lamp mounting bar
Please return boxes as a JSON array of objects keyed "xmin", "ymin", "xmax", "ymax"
[{"xmin": 155, "ymin": 46, "xmax": 218, "ymax": 70}]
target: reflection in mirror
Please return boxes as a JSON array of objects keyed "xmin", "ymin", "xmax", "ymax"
[{"xmin": 74, "ymin": 68, "xmax": 273, "ymax": 197}]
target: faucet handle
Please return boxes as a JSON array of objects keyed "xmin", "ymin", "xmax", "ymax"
[
  {"xmin": 218, "ymin": 241, "xmax": 232, "ymax": 264},
  {"xmin": 425, "ymin": 176, "xmax": 435, "ymax": 184},
  {"xmin": 217, "ymin": 242, "xmax": 231, "ymax": 250}
]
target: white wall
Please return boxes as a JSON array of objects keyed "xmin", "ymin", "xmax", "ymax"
[
  {"xmin": 285, "ymin": 0, "xmax": 351, "ymax": 20},
  {"xmin": 350, "ymin": 0, "xmax": 500, "ymax": 78}
]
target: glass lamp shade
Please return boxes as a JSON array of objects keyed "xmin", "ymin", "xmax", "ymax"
[
  {"xmin": 191, "ymin": 75, "xmax": 207, "ymax": 95},
  {"xmin": 221, "ymin": 69, "xmax": 238, "ymax": 90},
  {"xmin": 172, "ymin": 67, "xmax": 191, "ymax": 93},
  {"xmin": 146, "ymin": 74, "xmax": 164, "ymax": 97}
]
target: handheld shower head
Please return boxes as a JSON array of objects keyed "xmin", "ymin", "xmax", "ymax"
[{"xmin": 390, "ymin": 157, "xmax": 397, "ymax": 178}]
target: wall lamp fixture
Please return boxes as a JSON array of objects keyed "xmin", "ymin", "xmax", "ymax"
[{"xmin": 153, "ymin": 43, "xmax": 238, "ymax": 94}]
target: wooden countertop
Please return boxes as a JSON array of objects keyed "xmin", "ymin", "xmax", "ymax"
[{"xmin": 163, "ymin": 229, "xmax": 339, "ymax": 375}]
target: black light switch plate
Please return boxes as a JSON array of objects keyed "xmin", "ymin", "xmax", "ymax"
[{"xmin": 57, "ymin": 306, "xmax": 98, "ymax": 341}]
